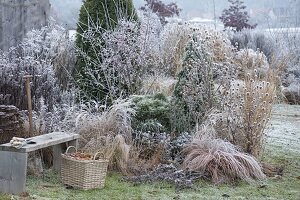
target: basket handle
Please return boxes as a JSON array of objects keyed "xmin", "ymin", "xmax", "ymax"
[
  {"xmin": 93, "ymin": 151, "xmax": 105, "ymax": 160},
  {"xmin": 65, "ymin": 146, "xmax": 77, "ymax": 154}
]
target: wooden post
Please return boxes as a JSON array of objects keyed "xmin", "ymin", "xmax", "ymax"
[{"xmin": 23, "ymin": 75, "xmax": 33, "ymax": 137}]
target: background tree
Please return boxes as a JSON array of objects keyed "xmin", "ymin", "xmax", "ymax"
[
  {"xmin": 75, "ymin": 0, "xmax": 138, "ymax": 104},
  {"xmin": 219, "ymin": 0, "xmax": 256, "ymax": 32},
  {"xmin": 141, "ymin": 0, "xmax": 181, "ymax": 25}
]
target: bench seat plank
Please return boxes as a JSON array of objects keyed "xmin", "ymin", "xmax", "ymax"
[{"xmin": 0, "ymin": 132, "xmax": 80, "ymax": 153}]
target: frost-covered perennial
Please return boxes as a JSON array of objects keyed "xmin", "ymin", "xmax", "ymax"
[{"xmin": 0, "ymin": 21, "xmax": 68, "ymax": 111}]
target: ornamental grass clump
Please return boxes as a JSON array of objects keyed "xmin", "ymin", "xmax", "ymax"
[
  {"xmin": 182, "ymin": 137, "xmax": 266, "ymax": 184},
  {"xmin": 160, "ymin": 23, "xmax": 193, "ymax": 76},
  {"xmin": 76, "ymin": 99, "xmax": 135, "ymax": 151}
]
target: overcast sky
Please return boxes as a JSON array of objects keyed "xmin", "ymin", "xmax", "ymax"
[
  {"xmin": 49, "ymin": 0, "xmax": 287, "ymax": 28},
  {"xmin": 48, "ymin": 0, "xmax": 230, "ymax": 28}
]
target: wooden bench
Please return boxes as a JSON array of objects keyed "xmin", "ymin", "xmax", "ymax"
[{"xmin": 0, "ymin": 132, "xmax": 80, "ymax": 194}]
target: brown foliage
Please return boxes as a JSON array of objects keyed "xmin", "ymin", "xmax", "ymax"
[
  {"xmin": 182, "ymin": 138, "xmax": 265, "ymax": 184},
  {"xmin": 126, "ymin": 144, "xmax": 166, "ymax": 176}
]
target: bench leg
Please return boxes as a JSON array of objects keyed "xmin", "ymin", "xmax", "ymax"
[
  {"xmin": 53, "ymin": 143, "xmax": 64, "ymax": 172},
  {"xmin": 0, "ymin": 151, "xmax": 27, "ymax": 194},
  {"xmin": 53, "ymin": 139, "xmax": 78, "ymax": 173}
]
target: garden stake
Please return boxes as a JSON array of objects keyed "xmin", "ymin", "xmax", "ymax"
[{"xmin": 24, "ymin": 75, "xmax": 33, "ymax": 137}]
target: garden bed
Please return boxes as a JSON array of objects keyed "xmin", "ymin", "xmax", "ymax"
[{"xmin": 2, "ymin": 104, "xmax": 299, "ymax": 200}]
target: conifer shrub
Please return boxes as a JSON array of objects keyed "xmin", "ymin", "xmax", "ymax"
[
  {"xmin": 75, "ymin": 0, "xmax": 138, "ymax": 104},
  {"xmin": 131, "ymin": 93, "xmax": 171, "ymax": 133},
  {"xmin": 170, "ymin": 34, "xmax": 217, "ymax": 134}
]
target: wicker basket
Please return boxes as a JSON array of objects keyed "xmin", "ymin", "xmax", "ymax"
[{"xmin": 61, "ymin": 146, "xmax": 109, "ymax": 190}]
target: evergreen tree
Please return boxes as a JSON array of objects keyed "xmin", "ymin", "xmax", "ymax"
[
  {"xmin": 75, "ymin": 0, "xmax": 138, "ymax": 103},
  {"xmin": 76, "ymin": 0, "xmax": 137, "ymax": 51},
  {"xmin": 220, "ymin": 0, "xmax": 256, "ymax": 32}
]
